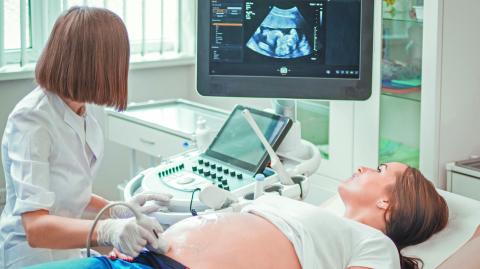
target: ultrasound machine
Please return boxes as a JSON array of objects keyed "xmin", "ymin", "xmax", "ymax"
[{"xmin": 124, "ymin": 0, "xmax": 374, "ymax": 225}]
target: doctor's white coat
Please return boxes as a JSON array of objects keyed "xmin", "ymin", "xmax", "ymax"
[{"xmin": 0, "ymin": 87, "xmax": 104, "ymax": 268}]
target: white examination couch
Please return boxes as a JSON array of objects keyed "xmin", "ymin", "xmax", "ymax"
[{"xmin": 322, "ymin": 190, "xmax": 480, "ymax": 269}]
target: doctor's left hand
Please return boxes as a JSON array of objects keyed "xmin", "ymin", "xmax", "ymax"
[{"xmin": 109, "ymin": 192, "xmax": 174, "ymax": 219}]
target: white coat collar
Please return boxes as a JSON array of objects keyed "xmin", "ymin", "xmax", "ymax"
[
  {"xmin": 43, "ymin": 88, "xmax": 103, "ymax": 163},
  {"xmin": 85, "ymin": 109, "xmax": 104, "ymax": 163}
]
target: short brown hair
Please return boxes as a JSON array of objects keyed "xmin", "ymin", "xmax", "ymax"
[{"xmin": 36, "ymin": 6, "xmax": 129, "ymax": 111}]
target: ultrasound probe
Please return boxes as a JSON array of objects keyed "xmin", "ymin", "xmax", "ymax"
[{"xmin": 242, "ymin": 109, "xmax": 295, "ymax": 185}]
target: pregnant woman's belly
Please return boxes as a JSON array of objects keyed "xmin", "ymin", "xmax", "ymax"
[{"xmin": 163, "ymin": 213, "xmax": 301, "ymax": 269}]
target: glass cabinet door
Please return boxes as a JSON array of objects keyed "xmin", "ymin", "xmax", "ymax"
[
  {"xmin": 297, "ymin": 101, "xmax": 330, "ymax": 160},
  {"xmin": 297, "ymin": 100, "xmax": 355, "ymax": 180},
  {"xmin": 380, "ymin": 0, "xmax": 424, "ymax": 168}
]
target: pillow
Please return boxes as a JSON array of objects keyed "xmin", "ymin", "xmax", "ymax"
[
  {"xmin": 321, "ymin": 190, "xmax": 480, "ymax": 269},
  {"xmin": 436, "ymin": 228, "xmax": 480, "ymax": 269}
]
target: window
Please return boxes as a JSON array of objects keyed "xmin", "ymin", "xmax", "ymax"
[{"xmin": 0, "ymin": 0, "xmax": 196, "ymax": 77}]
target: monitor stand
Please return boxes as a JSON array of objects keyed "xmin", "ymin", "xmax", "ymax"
[
  {"xmin": 273, "ymin": 99, "xmax": 322, "ymax": 176},
  {"xmin": 273, "ymin": 99, "xmax": 304, "ymax": 157}
]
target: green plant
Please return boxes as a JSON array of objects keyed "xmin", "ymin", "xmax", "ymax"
[
  {"xmin": 384, "ymin": 0, "xmax": 397, "ymax": 6},
  {"xmin": 384, "ymin": 0, "xmax": 398, "ymax": 16}
]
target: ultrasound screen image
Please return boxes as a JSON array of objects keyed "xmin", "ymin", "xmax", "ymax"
[
  {"xmin": 210, "ymin": 0, "xmax": 361, "ymax": 78},
  {"xmin": 246, "ymin": 7, "xmax": 313, "ymax": 59}
]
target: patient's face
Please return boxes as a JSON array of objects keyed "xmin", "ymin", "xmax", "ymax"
[{"xmin": 338, "ymin": 162, "xmax": 408, "ymax": 209}]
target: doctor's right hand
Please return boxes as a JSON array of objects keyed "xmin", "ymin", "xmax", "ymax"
[{"xmin": 96, "ymin": 217, "xmax": 167, "ymax": 257}]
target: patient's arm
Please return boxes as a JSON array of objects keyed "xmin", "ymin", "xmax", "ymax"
[{"xmin": 162, "ymin": 213, "xmax": 301, "ymax": 269}]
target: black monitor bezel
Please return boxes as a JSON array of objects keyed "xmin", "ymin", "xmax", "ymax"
[
  {"xmin": 204, "ymin": 105, "xmax": 293, "ymax": 174},
  {"xmin": 197, "ymin": 0, "xmax": 374, "ymax": 100}
]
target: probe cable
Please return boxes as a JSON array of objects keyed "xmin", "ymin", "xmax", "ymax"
[{"xmin": 189, "ymin": 188, "xmax": 202, "ymax": 216}]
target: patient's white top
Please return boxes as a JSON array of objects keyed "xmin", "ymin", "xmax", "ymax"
[{"xmin": 242, "ymin": 195, "xmax": 400, "ymax": 269}]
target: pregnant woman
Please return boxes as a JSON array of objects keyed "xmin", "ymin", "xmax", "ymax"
[{"xmin": 27, "ymin": 162, "xmax": 448, "ymax": 269}]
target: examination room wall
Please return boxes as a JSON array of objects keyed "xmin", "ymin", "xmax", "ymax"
[
  {"xmin": 0, "ymin": 64, "xmax": 195, "ymax": 207},
  {"xmin": 437, "ymin": 0, "xmax": 480, "ymax": 185}
]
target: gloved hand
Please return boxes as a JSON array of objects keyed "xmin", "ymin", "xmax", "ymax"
[
  {"xmin": 109, "ymin": 192, "xmax": 173, "ymax": 219},
  {"xmin": 96, "ymin": 216, "xmax": 170, "ymax": 258}
]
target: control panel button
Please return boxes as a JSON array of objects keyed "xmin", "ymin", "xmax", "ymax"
[
  {"xmin": 218, "ymin": 176, "xmax": 223, "ymax": 181},
  {"xmin": 198, "ymin": 168, "xmax": 204, "ymax": 174},
  {"xmin": 230, "ymin": 171, "xmax": 236, "ymax": 177},
  {"xmin": 205, "ymin": 161, "xmax": 210, "ymax": 167},
  {"xmin": 237, "ymin": 174, "xmax": 243, "ymax": 180},
  {"xmin": 217, "ymin": 166, "xmax": 223, "ymax": 172},
  {"xmin": 198, "ymin": 159, "xmax": 204, "ymax": 165},
  {"xmin": 224, "ymin": 186, "xmax": 230, "ymax": 191},
  {"xmin": 204, "ymin": 171, "xmax": 211, "ymax": 177},
  {"xmin": 221, "ymin": 179, "xmax": 228, "ymax": 185},
  {"xmin": 211, "ymin": 173, "xmax": 217, "ymax": 179},
  {"xmin": 192, "ymin": 166, "xmax": 198, "ymax": 172},
  {"xmin": 223, "ymin": 168, "xmax": 229, "ymax": 174},
  {"xmin": 217, "ymin": 184, "xmax": 223, "ymax": 189},
  {"xmin": 211, "ymin": 164, "xmax": 216, "ymax": 169}
]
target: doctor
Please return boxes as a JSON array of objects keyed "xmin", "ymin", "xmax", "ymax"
[{"xmin": 0, "ymin": 7, "xmax": 171, "ymax": 269}]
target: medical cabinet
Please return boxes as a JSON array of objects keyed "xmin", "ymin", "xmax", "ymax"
[
  {"xmin": 447, "ymin": 160, "xmax": 480, "ymax": 201},
  {"xmin": 106, "ymin": 99, "xmax": 228, "ymax": 176}
]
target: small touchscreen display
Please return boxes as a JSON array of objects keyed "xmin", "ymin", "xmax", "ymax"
[{"xmin": 205, "ymin": 105, "xmax": 292, "ymax": 174}]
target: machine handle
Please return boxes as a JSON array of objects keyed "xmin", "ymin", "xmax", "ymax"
[{"xmin": 139, "ymin": 138, "xmax": 156, "ymax": 145}]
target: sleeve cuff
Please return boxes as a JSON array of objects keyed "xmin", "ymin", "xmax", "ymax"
[{"xmin": 13, "ymin": 192, "xmax": 55, "ymax": 215}]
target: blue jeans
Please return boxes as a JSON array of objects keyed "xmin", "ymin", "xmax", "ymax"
[
  {"xmin": 25, "ymin": 251, "xmax": 187, "ymax": 269},
  {"xmin": 25, "ymin": 256, "xmax": 153, "ymax": 269}
]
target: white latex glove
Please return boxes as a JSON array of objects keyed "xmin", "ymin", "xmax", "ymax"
[
  {"xmin": 97, "ymin": 216, "xmax": 169, "ymax": 257},
  {"xmin": 109, "ymin": 192, "xmax": 173, "ymax": 219}
]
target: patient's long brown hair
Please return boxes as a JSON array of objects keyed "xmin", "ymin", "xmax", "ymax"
[{"xmin": 385, "ymin": 167, "xmax": 449, "ymax": 269}]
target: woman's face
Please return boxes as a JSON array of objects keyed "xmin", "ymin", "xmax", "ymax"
[{"xmin": 338, "ymin": 162, "xmax": 408, "ymax": 208}]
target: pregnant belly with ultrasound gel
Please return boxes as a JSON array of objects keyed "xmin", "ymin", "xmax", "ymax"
[{"xmin": 162, "ymin": 213, "xmax": 301, "ymax": 269}]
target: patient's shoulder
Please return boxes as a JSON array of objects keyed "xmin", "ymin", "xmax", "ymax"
[
  {"xmin": 345, "ymin": 218, "xmax": 388, "ymax": 238},
  {"xmin": 348, "ymin": 226, "xmax": 400, "ymax": 269},
  {"xmin": 343, "ymin": 220, "xmax": 398, "ymax": 259}
]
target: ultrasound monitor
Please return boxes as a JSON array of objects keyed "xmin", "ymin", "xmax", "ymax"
[{"xmin": 197, "ymin": 0, "xmax": 374, "ymax": 100}]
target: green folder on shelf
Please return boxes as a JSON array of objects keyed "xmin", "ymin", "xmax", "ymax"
[
  {"xmin": 379, "ymin": 139, "xmax": 419, "ymax": 169},
  {"xmin": 391, "ymin": 79, "xmax": 422, "ymax": 87}
]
